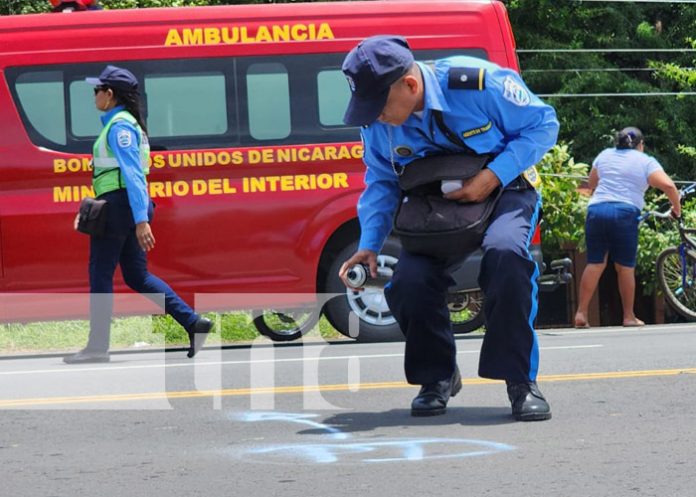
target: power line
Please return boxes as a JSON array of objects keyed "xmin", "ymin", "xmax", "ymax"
[
  {"xmin": 524, "ymin": 68, "xmax": 658, "ymax": 73},
  {"xmin": 573, "ymin": 0, "xmax": 696, "ymax": 3},
  {"xmin": 539, "ymin": 91, "xmax": 696, "ymax": 97},
  {"xmin": 518, "ymin": 49, "xmax": 696, "ymax": 53},
  {"xmin": 523, "ymin": 67, "xmax": 695, "ymax": 73},
  {"xmin": 540, "ymin": 173, "xmax": 695, "ymax": 185}
]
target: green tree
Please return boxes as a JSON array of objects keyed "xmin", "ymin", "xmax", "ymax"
[
  {"xmin": 537, "ymin": 143, "xmax": 589, "ymax": 259},
  {"xmin": 507, "ymin": 0, "xmax": 696, "ymax": 181}
]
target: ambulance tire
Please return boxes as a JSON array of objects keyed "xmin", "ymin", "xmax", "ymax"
[{"xmin": 323, "ymin": 239, "xmax": 404, "ymax": 343}]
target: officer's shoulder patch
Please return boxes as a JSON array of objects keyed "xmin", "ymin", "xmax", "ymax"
[
  {"xmin": 502, "ymin": 75, "xmax": 531, "ymax": 106},
  {"xmin": 448, "ymin": 67, "xmax": 486, "ymax": 91},
  {"xmin": 117, "ymin": 129, "xmax": 133, "ymax": 148}
]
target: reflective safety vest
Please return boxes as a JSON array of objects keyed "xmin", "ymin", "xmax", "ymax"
[{"xmin": 92, "ymin": 111, "xmax": 150, "ymax": 197}]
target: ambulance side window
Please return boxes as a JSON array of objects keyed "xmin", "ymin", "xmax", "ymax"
[
  {"xmin": 69, "ymin": 79, "xmax": 102, "ymax": 137},
  {"xmin": 317, "ymin": 69, "xmax": 351, "ymax": 127},
  {"xmin": 14, "ymin": 71, "xmax": 67, "ymax": 146},
  {"xmin": 145, "ymin": 72, "xmax": 228, "ymax": 138},
  {"xmin": 246, "ymin": 63, "xmax": 291, "ymax": 140}
]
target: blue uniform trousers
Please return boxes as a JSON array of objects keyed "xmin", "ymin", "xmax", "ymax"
[
  {"xmin": 86, "ymin": 189, "xmax": 198, "ymax": 353},
  {"xmin": 384, "ymin": 187, "xmax": 541, "ymax": 385}
]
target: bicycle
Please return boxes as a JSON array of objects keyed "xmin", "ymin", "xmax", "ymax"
[{"xmin": 640, "ymin": 182, "xmax": 696, "ymax": 321}]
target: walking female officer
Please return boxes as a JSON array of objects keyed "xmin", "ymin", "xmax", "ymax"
[{"xmin": 64, "ymin": 65, "xmax": 212, "ymax": 364}]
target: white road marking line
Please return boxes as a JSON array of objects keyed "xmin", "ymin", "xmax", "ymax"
[{"xmin": 0, "ymin": 344, "xmax": 602, "ymax": 376}]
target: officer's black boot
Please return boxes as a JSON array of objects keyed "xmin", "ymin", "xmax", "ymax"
[
  {"xmin": 187, "ymin": 317, "xmax": 213, "ymax": 358},
  {"xmin": 506, "ymin": 381, "xmax": 551, "ymax": 421}
]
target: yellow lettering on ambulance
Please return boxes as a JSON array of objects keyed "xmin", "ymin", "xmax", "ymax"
[
  {"xmin": 241, "ymin": 27, "xmax": 254, "ymax": 43},
  {"xmin": 272, "ymin": 25, "xmax": 291, "ymax": 42},
  {"xmin": 295, "ymin": 175, "xmax": 310, "ymax": 190},
  {"xmin": 317, "ymin": 23, "xmax": 334, "ymax": 40},
  {"xmin": 149, "ymin": 182, "xmax": 165, "ymax": 198},
  {"xmin": 192, "ymin": 180, "xmax": 207, "ymax": 196},
  {"xmin": 152, "ymin": 155, "xmax": 166, "ymax": 169},
  {"xmin": 248, "ymin": 150, "xmax": 261, "ymax": 164},
  {"xmin": 231, "ymin": 151, "xmax": 244, "ymax": 165},
  {"xmin": 222, "ymin": 27, "xmax": 239, "ymax": 44},
  {"xmin": 204, "ymin": 28, "xmax": 221, "ymax": 45},
  {"xmin": 255, "ymin": 25, "xmax": 272, "ymax": 43},
  {"xmin": 223, "ymin": 179, "xmax": 237, "ymax": 193},
  {"xmin": 261, "ymin": 149, "xmax": 274, "ymax": 163},
  {"xmin": 164, "ymin": 23, "xmax": 335, "ymax": 46},
  {"xmin": 298, "ymin": 148, "xmax": 311, "ymax": 161},
  {"xmin": 291, "ymin": 24, "xmax": 308, "ymax": 41},
  {"xmin": 165, "ymin": 29, "xmax": 183, "ymax": 46},
  {"xmin": 182, "ymin": 28, "xmax": 204, "ymax": 46},
  {"xmin": 207, "ymin": 178, "xmax": 223, "ymax": 195}
]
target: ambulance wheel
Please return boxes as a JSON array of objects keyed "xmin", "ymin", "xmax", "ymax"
[
  {"xmin": 252, "ymin": 308, "xmax": 321, "ymax": 342},
  {"xmin": 323, "ymin": 239, "xmax": 404, "ymax": 342}
]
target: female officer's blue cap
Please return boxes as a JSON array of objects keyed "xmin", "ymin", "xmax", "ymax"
[
  {"xmin": 85, "ymin": 65, "xmax": 139, "ymax": 91},
  {"xmin": 342, "ymin": 35, "xmax": 414, "ymax": 126}
]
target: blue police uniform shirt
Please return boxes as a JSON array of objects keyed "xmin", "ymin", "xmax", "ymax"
[
  {"xmin": 101, "ymin": 105, "xmax": 150, "ymax": 224},
  {"xmin": 357, "ymin": 56, "xmax": 560, "ymax": 253}
]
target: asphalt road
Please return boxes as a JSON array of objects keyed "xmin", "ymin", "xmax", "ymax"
[{"xmin": 1, "ymin": 323, "xmax": 695, "ymax": 497}]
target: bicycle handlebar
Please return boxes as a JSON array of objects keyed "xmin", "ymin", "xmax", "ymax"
[{"xmin": 638, "ymin": 209, "xmax": 673, "ymax": 223}]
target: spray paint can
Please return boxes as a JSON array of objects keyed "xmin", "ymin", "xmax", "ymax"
[{"xmin": 345, "ymin": 264, "xmax": 393, "ymax": 289}]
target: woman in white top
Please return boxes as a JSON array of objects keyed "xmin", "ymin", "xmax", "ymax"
[{"xmin": 574, "ymin": 127, "xmax": 681, "ymax": 328}]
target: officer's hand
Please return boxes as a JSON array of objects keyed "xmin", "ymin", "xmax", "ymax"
[
  {"xmin": 136, "ymin": 222, "xmax": 156, "ymax": 252},
  {"xmin": 444, "ymin": 169, "xmax": 501, "ymax": 203},
  {"xmin": 338, "ymin": 249, "xmax": 378, "ymax": 288},
  {"xmin": 73, "ymin": 213, "xmax": 80, "ymax": 231}
]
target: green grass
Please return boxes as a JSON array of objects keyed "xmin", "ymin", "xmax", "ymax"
[{"xmin": 0, "ymin": 312, "xmax": 344, "ymax": 354}]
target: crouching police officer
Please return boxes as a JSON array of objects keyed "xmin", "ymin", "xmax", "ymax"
[
  {"xmin": 64, "ymin": 65, "xmax": 212, "ymax": 364},
  {"xmin": 338, "ymin": 36, "xmax": 559, "ymax": 421}
]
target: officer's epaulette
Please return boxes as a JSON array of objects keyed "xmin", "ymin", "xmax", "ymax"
[{"xmin": 448, "ymin": 67, "xmax": 486, "ymax": 91}]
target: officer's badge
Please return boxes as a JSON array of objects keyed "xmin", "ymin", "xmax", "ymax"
[
  {"xmin": 117, "ymin": 129, "xmax": 132, "ymax": 148},
  {"xmin": 394, "ymin": 145, "xmax": 414, "ymax": 157},
  {"xmin": 503, "ymin": 76, "xmax": 531, "ymax": 106},
  {"xmin": 522, "ymin": 165, "xmax": 542, "ymax": 188}
]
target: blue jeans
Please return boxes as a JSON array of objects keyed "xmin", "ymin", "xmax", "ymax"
[{"xmin": 585, "ymin": 202, "xmax": 640, "ymax": 267}]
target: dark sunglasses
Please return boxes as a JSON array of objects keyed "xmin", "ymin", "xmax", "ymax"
[{"xmin": 93, "ymin": 86, "xmax": 109, "ymax": 95}]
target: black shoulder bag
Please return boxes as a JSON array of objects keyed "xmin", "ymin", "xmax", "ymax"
[
  {"xmin": 392, "ymin": 111, "xmax": 503, "ymax": 259},
  {"xmin": 77, "ymin": 197, "xmax": 109, "ymax": 237}
]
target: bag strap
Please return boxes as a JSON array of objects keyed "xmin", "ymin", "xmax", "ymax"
[
  {"xmin": 423, "ymin": 61, "xmax": 478, "ymax": 156},
  {"xmin": 431, "ymin": 110, "xmax": 475, "ymax": 155}
]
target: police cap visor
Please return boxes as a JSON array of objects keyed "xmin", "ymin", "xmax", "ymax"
[
  {"xmin": 86, "ymin": 65, "xmax": 139, "ymax": 91},
  {"xmin": 342, "ymin": 35, "xmax": 414, "ymax": 126}
]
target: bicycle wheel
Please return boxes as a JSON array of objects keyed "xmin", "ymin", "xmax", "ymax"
[
  {"xmin": 656, "ymin": 247, "xmax": 696, "ymax": 321},
  {"xmin": 448, "ymin": 288, "xmax": 485, "ymax": 334},
  {"xmin": 251, "ymin": 308, "xmax": 321, "ymax": 342}
]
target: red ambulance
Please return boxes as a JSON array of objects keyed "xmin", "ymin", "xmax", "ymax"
[{"xmin": 0, "ymin": 0, "xmax": 532, "ymax": 341}]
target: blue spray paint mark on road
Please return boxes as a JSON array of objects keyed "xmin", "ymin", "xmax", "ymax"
[
  {"xmin": 233, "ymin": 410, "xmax": 516, "ymax": 464},
  {"xmin": 245, "ymin": 438, "xmax": 515, "ymax": 464},
  {"xmin": 235, "ymin": 411, "xmax": 349, "ymax": 440}
]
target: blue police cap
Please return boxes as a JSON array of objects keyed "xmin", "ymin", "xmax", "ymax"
[
  {"xmin": 342, "ymin": 35, "xmax": 414, "ymax": 126},
  {"xmin": 85, "ymin": 65, "xmax": 139, "ymax": 91}
]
